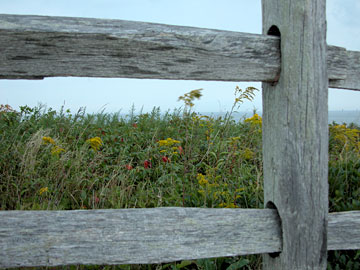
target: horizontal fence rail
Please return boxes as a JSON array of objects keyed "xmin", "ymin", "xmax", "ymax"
[
  {"xmin": 0, "ymin": 14, "xmax": 359, "ymax": 91},
  {"xmin": 0, "ymin": 208, "xmax": 281, "ymax": 268},
  {"xmin": 0, "ymin": 208, "xmax": 359, "ymax": 268}
]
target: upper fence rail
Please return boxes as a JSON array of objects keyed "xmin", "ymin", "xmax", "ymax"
[{"xmin": 0, "ymin": 14, "xmax": 359, "ymax": 91}]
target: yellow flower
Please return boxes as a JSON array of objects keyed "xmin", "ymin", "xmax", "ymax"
[
  {"xmin": 158, "ymin": 138, "xmax": 180, "ymax": 147},
  {"xmin": 219, "ymin": 202, "xmax": 237, "ymax": 208},
  {"xmin": 39, "ymin": 187, "xmax": 48, "ymax": 195},
  {"xmin": 197, "ymin": 173, "xmax": 209, "ymax": 186},
  {"xmin": 245, "ymin": 113, "xmax": 262, "ymax": 126},
  {"xmin": 330, "ymin": 124, "xmax": 360, "ymax": 151},
  {"xmin": 51, "ymin": 145, "xmax": 65, "ymax": 156},
  {"xmin": 242, "ymin": 148, "xmax": 255, "ymax": 160},
  {"xmin": 42, "ymin": 136, "xmax": 55, "ymax": 145},
  {"xmin": 178, "ymin": 88, "xmax": 203, "ymax": 107},
  {"xmin": 226, "ymin": 203, "xmax": 237, "ymax": 208},
  {"xmin": 86, "ymin": 137, "xmax": 103, "ymax": 151}
]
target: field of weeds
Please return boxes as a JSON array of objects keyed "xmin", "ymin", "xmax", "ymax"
[{"xmin": 0, "ymin": 87, "xmax": 359, "ymax": 269}]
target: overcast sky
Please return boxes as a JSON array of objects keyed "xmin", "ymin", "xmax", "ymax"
[{"xmin": 1, "ymin": 1, "xmax": 359, "ymax": 114}]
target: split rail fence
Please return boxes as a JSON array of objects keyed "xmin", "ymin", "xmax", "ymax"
[{"xmin": 1, "ymin": 1, "xmax": 360, "ymax": 269}]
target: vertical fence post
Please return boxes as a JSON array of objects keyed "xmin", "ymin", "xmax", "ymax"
[{"xmin": 261, "ymin": 0, "xmax": 328, "ymax": 269}]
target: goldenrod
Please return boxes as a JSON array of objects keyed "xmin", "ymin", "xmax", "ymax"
[
  {"xmin": 245, "ymin": 113, "xmax": 262, "ymax": 126},
  {"xmin": 51, "ymin": 145, "xmax": 65, "ymax": 156},
  {"xmin": 42, "ymin": 136, "xmax": 55, "ymax": 145},
  {"xmin": 39, "ymin": 187, "xmax": 48, "ymax": 195},
  {"xmin": 86, "ymin": 137, "xmax": 103, "ymax": 151}
]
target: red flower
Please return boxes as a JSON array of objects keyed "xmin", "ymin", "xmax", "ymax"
[
  {"xmin": 162, "ymin": 156, "xmax": 170, "ymax": 163},
  {"xmin": 125, "ymin": 164, "xmax": 133, "ymax": 170},
  {"xmin": 132, "ymin": 123, "xmax": 138, "ymax": 128},
  {"xmin": 144, "ymin": 160, "xmax": 151, "ymax": 169},
  {"xmin": 94, "ymin": 195, "xmax": 100, "ymax": 204},
  {"xmin": 178, "ymin": 146, "xmax": 184, "ymax": 155}
]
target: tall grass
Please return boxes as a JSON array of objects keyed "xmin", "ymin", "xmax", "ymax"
[{"xmin": 0, "ymin": 87, "xmax": 359, "ymax": 269}]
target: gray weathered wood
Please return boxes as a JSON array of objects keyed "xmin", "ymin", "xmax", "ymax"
[
  {"xmin": 0, "ymin": 14, "xmax": 359, "ymax": 90},
  {"xmin": 328, "ymin": 211, "xmax": 360, "ymax": 250},
  {"xmin": 0, "ymin": 14, "xmax": 281, "ymax": 82},
  {"xmin": 1, "ymin": 209, "xmax": 359, "ymax": 269},
  {"xmin": 262, "ymin": 0, "xmax": 329, "ymax": 269},
  {"xmin": 328, "ymin": 48, "xmax": 360, "ymax": 90},
  {"xmin": 0, "ymin": 208, "xmax": 282, "ymax": 268}
]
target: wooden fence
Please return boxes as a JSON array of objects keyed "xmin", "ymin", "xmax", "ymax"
[{"xmin": 1, "ymin": 1, "xmax": 360, "ymax": 269}]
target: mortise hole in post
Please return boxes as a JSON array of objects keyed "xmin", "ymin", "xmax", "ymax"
[
  {"xmin": 266, "ymin": 25, "xmax": 281, "ymax": 85},
  {"xmin": 267, "ymin": 25, "xmax": 281, "ymax": 37},
  {"xmin": 266, "ymin": 201, "xmax": 282, "ymax": 258}
]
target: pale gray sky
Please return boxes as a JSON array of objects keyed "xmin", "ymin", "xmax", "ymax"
[{"xmin": 1, "ymin": 1, "xmax": 359, "ymax": 114}]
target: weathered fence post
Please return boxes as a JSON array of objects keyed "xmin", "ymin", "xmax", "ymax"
[{"xmin": 262, "ymin": 0, "xmax": 328, "ymax": 269}]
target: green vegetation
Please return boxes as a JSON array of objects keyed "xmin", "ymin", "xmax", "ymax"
[{"xmin": 0, "ymin": 86, "xmax": 359, "ymax": 269}]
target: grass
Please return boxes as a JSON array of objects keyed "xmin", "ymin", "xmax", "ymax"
[{"xmin": 0, "ymin": 87, "xmax": 359, "ymax": 269}]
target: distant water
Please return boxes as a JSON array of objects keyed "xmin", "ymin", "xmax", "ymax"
[{"xmin": 199, "ymin": 111, "xmax": 360, "ymax": 125}]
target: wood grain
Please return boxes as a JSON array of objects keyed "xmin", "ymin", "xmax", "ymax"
[
  {"xmin": 328, "ymin": 211, "xmax": 360, "ymax": 251},
  {"xmin": 1, "ymin": 209, "xmax": 359, "ymax": 268},
  {"xmin": 0, "ymin": 14, "xmax": 359, "ymax": 90},
  {"xmin": 0, "ymin": 208, "xmax": 282, "ymax": 268},
  {"xmin": 0, "ymin": 14, "xmax": 280, "ymax": 82},
  {"xmin": 262, "ymin": 0, "xmax": 329, "ymax": 269}
]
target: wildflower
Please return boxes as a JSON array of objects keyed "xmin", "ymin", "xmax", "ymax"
[
  {"xmin": 51, "ymin": 145, "xmax": 65, "ymax": 156},
  {"xmin": 245, "ymin": 113, "xmax": 262, "ymax": 126},
  {"xmin": 242, "ymin": 148, "xmax": 255, "ymax": 160},
  {"xmin": 42, "ymin": 136, "xmax": 55, "ymax": 145},
  {"xmin": 39, "ymin": 187, "xmax": 48, "ymax": 195},
  {"xmin": 219, "ymin": 202, "xmax": 237, "ymax": 208},
  {"xmin": 330, "ymin": 124, "xmax": 360, "ymax": 153},
  {"xmin": 94, "ymin": 195, "xmax": 100, "ymax": 204},
  {"xmin": 178, "ymin": 146, "xmax": 184, "ymax": 155},
  {"xmin": 178, "ymin": 88, "xmax": 203, "ymax": 107},
  {"xmin": 86, "ymin": 137, "xmax": 103, "ymax": 151},
  {"xmin": 144, "ymin": 160, "xmax": 151, "ymax": 169},
  {"xmin": 158, "ymin": 138, "xmax": 181, "ymax": 147},
  {"xmin": 161, "ymin": 156, "xmax": 170, "ymax": 163},
  {"xmin": 125, "ymin": 164, "xmax": 133, "ymax": 170},
  {"xmin": 197, "ymin": 173, "xmax": 209, "ymax": 186},
  {"xmin": 234, "ymin": 86, "xmax": 258, "ymax": 107},
  {"xmin": 132, "ymin": 123, "xmax": 138, "ymax": 128},
  {"xmin": 0, "ymin": 104, "xmax": 17, "ymax": 113}
]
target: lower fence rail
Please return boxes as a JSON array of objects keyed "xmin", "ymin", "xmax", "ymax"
[{"xmin": 0, "ymin": 208, "xmax": 359, "ymax": 268}]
